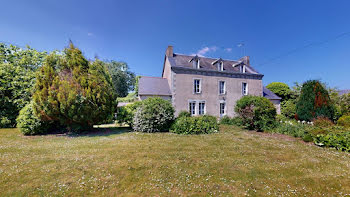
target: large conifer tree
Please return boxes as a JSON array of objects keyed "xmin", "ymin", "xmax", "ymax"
[{"xmin": 33, "ymin": 43, "xmax": 117, "ymax": 131}]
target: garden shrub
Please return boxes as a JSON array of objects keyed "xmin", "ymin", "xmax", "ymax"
[
  {"xmin": 116, "ymin": 101, "xmax": 142, "ymax": 126},
  {"xmin": 312, "ymin": 117, "xmax": 334, "ymax": 128},
  {"xmin": 177, "ymin": 111, "xmax": 191, "ymax": 118},
  {"xmin": 171, "ymin": 115, "xmax": 218, "ymax": 134},
  {"xmin": 296, "ymin": 80, "xmax": 334, "ymax": 121},
  {"xmin": 338, "ymin": 115, "xmax": 350, "ymax": 128},
  {"xmin": 235, "ymin": 95, "xmax": 277, "ymax": 131},
  {"xmin": 16, "ymin": 102, "xmax": 52, "ymax": 135},
  {"xmin": 314, "ymin": 132, "xmax": 350, "ymax": 152},
  {"xmin": 219, "ymin": 116, "xmax": 243, "ymax": 126},
  {"xmin": 132, "ymin": 97, "xmax": 174, "ymax": 132},
  {"xmin": 271, "ymin": 122, "xmax": 310, "ymax": 138},
  {"xmin": 33, "ymin": 43, "xmax": 117, "ymax": 132},
  {"xmin": 281, "ymin": 100, "xmax": 296, "ymax": 119}
]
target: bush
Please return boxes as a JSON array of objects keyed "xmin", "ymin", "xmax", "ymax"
[
  {"xmin": 132, "ymin": 97, "xmax": 174, "ymax": 132},
  {"xmin": 116, "ymin": 101, "xmax": 142, "ymax": 126},
  {"xmin": 16, "ymin": 102, "xmax": 52, "ymax": 135},
  {"xmin": 178, "ymin": 111, "xmax": 191, "ymax": 118},
  {"xmin": 296, "ymin": 80, "xmax": 334, "ymax": 121},
  {"xmin": 219, "ymin": 116, "xmax": 243, "ymax": 126},
  {"xmin": 271, "ymin": 122, "xmax": 310, "ymax": 138},
  {"xmin": 235, "ymin": 95, "xmax": 277, "ymax": 131},
  {"xmin": 312, "ymin": 117, "xmax": 334, "ymax": 128},
  {"xmin": 338, "ymin": 115, "xmax": 350, "ymax": 128},
  {"xmin": 171, "ymin": 115, "xmax": 218, "ymax": 134},
  {"xmin": 281, "ymin": 100, "xmax": 296, "ymax": 119},
  {"xmin": 314, "ymin": 132, "xmax": 350, "ymax": 152},
  {"xmin": 33, "ymin": 43, "xmax": 117, "ymax": 132}
]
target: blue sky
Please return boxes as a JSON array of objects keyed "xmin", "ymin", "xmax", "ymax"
[{"xmin": 1, "ymin": 0, "xmax": 350, "ymax": 89}]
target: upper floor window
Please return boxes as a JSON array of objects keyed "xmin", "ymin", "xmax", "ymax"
[
  {"xmin": 198, "ymin": 101, "xmax": 205, "ymax": 115},
  {"xmin": 219, "ymin": 81, "xmax": 226, "ymax": 94},
  {"xmin": 193, "ymin": 59, "xmax": 200, "ymax": 69},
  {"xmin": 242, "ymin": 82, "xmax": 248, "ymax": 95},
  {"xmin": 189, "ymin": 101, "xmax": 196, "ymax": 116},
  {"xmin": 194, "ymin": 79, "xmax": 201, "ymax": 94},
  {"xmin": 240, "ymin": 65, "xmax": 246, "ymax": 73},
  {"xmin": 217, "ymin": 62, "xmax": 224, "ymax": 71}
]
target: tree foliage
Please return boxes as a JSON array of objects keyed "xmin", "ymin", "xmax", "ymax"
[
  {"xmin": 296, "ymin": 80, "xmax": 334, "ymax": 121},
  {"xmin": 0, "ymin": 43, "xmax": 46, "ymax": 127},
  {"xmin": 33, "ymin": 43, "xmax": 117, "ymax": 132},
  {"xmin": 266, "ymin": 82, "xmax": 291, "ymax": 101},
  {"xmin": 105, "ymin": 61, "xmax": 135, "ymax": 97}
]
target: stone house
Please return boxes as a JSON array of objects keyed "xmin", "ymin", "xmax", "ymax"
[{"xmin": 138, "ymin": 46, "xmax": 281, "ymax": 117}]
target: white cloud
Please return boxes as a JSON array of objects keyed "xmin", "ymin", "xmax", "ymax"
[
  {"xmin": 192, "ymin": 46, "xmax": 218, "ymax": 57},
  {"xmin": 224, "ymin": 48, "xmax": 232, "ymax": 52},
  {"xmin": 87, "ymin": 32, "xmax": 94, "ymax": 36}
]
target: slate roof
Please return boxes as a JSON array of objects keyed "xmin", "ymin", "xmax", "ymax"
[
  {"xmin": 168, "ymin": 53, "xmax": 260, "ymax": 75},
  {"xmin": 338, "ymin": 89, "xmax": 350, "ymax": 95},
  {"xmin": 263, "ymin": 86, "xmax": 281, "ymax": 100},
  {"xmin": 138, "ymin": 76, "xmax": 171, "ymax": 96}
]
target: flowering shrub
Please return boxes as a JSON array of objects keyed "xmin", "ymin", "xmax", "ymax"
[
  {"xmin": 312, "ymin": 117, "xmax": 334, "ymax": 128},
  {"xmin": 132, "ymin": 97, "xmax": 174, "ymax": 132},
  {"xmin": 177, "ymin": 111, "xmax": 191, "ymax": 118},
  {"xmin": 170, "ymin": 115, "xmax": 218, "ymax": 134},
  {"xmin": 116, "ymin": 101, "xmax": 142, "ymax": 126}
]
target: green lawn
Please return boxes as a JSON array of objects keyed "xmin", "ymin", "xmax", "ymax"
[{"xmin": 1, "ymin": 125, "xmax": 350, "ymax": 196}]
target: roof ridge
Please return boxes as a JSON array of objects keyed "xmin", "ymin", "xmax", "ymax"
[{"xmin": 174, "ymin": 53, "xmax": 239, "ymax": 62}]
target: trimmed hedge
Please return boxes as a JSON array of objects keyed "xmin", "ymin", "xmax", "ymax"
[{"xmin": 170, "ymin": 115, "xmax": 218, "ymax": 134}]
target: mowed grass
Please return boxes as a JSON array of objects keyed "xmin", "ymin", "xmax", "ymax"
[{"xmin": 1, "ymin": 125, "xmax": 350, "ymax": 196}]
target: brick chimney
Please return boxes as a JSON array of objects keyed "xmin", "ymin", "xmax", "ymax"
[{"xmin": 166, "ymin": 45, "xmax": 173, "ymax": 57}]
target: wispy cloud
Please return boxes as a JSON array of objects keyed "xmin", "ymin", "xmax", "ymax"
[
  {"xmin": 87, "ymin": 32, "xmax": 94, "ymax": 36},
  {"xmin": 224, "ymin": 48, "xmax": 232, "ymax": 52},
  {"xmin": 191, "ymin": 46, "xmax": 218, "ymax": 57}
]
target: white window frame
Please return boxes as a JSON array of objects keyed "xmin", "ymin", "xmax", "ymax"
[
  {"xmin": 242, "ymin": 82, "xmax": 248, "ymax": 95},
  {"xmin": 240, "ymin": 65, "xmax": 246, "ymax": 73},
  {"xmin": 219, "ymin": 101, "xmax": 226, "ymax": 117},
  {"xmin": 217, "ymin": 62, "xmax": 224, "ymax": 71},
  {"xmin": 189, "ymin": 101, "xmax": 196, "ymax": 116},
  {"xmin": 193, "ymin": 79, "xmax": 201, "ymax": 94},
  {"xmin": 219, "ymin": 81, "xmax": 226, "ymax": 95},
  {"xmin": 198, "ymin": 101, "xmax": 206, "ymax": 115}
]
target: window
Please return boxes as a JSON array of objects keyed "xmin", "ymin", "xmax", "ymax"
[
  {"xmin": 193, "ymin": 59, "xmax": 200, "ymax": 69},
  {"xmin": 220, "ymin": 102, "xmax": 226, "ymax": 116},
  {"xmin": 194, "ymin": 79, "xmax": 201, "ymax": 94},
  {"xmin": 242, "ymin": 82, "xmax": 248, "ymax": 95},
  {"xmin": 218, "ymin": 62, "xmax": 223, "ymax": 71},
  {"xmin": 219, "ymin": 81, "xmax": 226, "ymax": 95},
  {"xmin": 189, "ymin": 101, "xmax": 196, "ymax": 115},
  {"xmin": 198, "ymin": 101, "xmax": 205, "ymax": 115},
  {"xmin": 240, "ymin": 65, "xmax": 246, "ymax": 73}
]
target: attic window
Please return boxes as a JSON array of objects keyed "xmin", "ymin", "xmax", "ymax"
[
  {"xmin": 217, "ymin": 62, "xmax": 224, "ymax": 71},
  {"xmin": 193, "ymin": 59, "xmax": 200, "ymax": 69},
  {"xmin": 240, "ymin": 65, "xmax": 246, "ymax": 73}
]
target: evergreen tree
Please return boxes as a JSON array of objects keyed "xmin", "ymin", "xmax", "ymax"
[
  {"xmin": 33, "ymin": 43, "xmax": 117, "ymax": 132},
  {"xmin": 296, "ymin": 80, "xmax": 334, "ymax": 121}
]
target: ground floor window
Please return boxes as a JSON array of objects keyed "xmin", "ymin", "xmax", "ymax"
[
  {"xmin": 189, "ymin": 101, "xmax": 196, "ymax": 116},
  {"xmin": 220, "ymin": 102, "xmax": 226, "ymax": 116},
  {"xmin": 198, "ymin": 101, "xmax": 205, "ymax": 115}
]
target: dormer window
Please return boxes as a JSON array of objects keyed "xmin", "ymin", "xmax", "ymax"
[
  {"xmin": 217, "ymin": 61, "xmax": 224, "ymax": 71},
  {"xmin": 240, "ymin": 65, "xmax": 246, "ymax": 73},
  {"xmin": 190, "ymin": 56, "xmax": 200, "ymax": 69}
]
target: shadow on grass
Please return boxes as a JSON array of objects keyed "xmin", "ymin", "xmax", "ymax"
[{"xmin": 68, "ymin": 126, "xmax": 132, "ymax": 137}]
